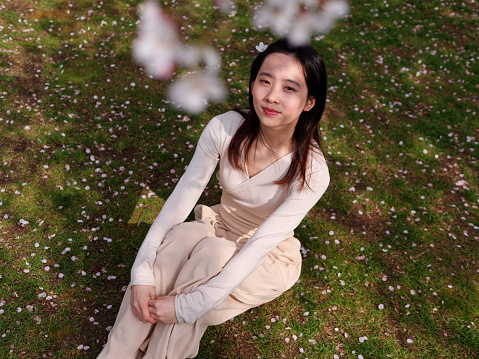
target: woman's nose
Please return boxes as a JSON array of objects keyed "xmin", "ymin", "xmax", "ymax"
[{"xmin": 265, "ymin": 86, "xmax": 280, "ymax": 103}]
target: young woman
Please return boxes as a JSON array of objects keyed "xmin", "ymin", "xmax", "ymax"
[{"xmin": 97, "ymin": 38, "xmax": 329, "ymax": 359}]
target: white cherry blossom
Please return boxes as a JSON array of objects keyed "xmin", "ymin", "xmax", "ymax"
[
  {"xmin": 254, "ymin": 0, "xmax": 349, "ymax": 45},
  {"xmin": 215, "ymin": 0, "xmax": 233, "ymax": 13},
  {"xmin": 175, "ymin": 45, "xmax": 222, "ymax": 73},
  {"xmin": 255, "ymin": 42, "xmax": 269, "ymax": 52},
  {"xmin": 254, "ymin": 0, "xmax": 299, "ymax": 37},
  {"xmin": 323, "ymin": 0, "xmax": 349, "ymax": 18},
  {"xmin": 168, "ymin": 72, "xmax": 226, "ymax": 114},
  {"xmin": 313, "ymin": 0, "xmax": 349, "ymax": 35},
  {"xmin": 288, "ymin": 12, "xmax": 320, "ymax": 46},
  {"xmin": 132, "ymin": 1, "xmax": 181, "ymax": 79}
]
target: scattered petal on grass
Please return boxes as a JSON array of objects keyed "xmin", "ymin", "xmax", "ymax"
[{"xmin": 0, "ymin": 1, "xmax": 476, "ymax": 357}]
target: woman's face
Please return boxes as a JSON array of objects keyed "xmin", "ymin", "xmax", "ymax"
[{"xmin": 251, "ymin": 52, "xmax": 315, "ymax": 133}]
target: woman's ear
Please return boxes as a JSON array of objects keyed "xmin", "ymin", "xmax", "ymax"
[{"xmin": 303, "ymin": 96, "xmax": 316, "ymax": 112}]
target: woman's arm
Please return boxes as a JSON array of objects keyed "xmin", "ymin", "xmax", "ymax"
[
  {"xmin": 175, "ymin": 153, "xmax": 330, "ymax": 324},
  {"xmin": 130, "ymin": 116, "xmax": 226, "ymax": 287},
  {"xmin": 128, "ymin": 117, "xmax": 224, "ymax": 323}
]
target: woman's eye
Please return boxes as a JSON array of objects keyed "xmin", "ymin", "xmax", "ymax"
[{"xmin": 285, "ymin": 86, "xmax": 295, "ymax": 91}]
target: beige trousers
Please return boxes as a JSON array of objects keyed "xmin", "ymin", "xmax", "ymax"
[{"xmin": 97, "ymin": 205, "xmax": 301, "ymax": 359}]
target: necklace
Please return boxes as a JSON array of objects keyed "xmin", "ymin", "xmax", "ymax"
[{"xmin": 259, "ymin": 128, "xmax": 279, "ymax": 157}]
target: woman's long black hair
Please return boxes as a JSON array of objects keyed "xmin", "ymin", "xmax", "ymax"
[{"xmin": 227, "ymin": 38, "xmax": 327, "ymax": 189}]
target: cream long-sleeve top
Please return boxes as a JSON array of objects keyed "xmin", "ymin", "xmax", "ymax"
[{"xmin": 130, "ymin": 111, "xmax": 330, "ymax": 324}]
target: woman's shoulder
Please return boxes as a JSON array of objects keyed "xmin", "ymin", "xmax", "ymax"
[
  {"xmin": 304, "ymin": 148, "xmax": 330, "ymax": 189},
  {"xmin": 309, "ymin": 147, "xmax": 328, "ymax": 170},
  {"xmin": 199, "ymin": 111, "xmax": 245, "ymax": 156},
  {"xmin": 208, "ymin": 110, "xmax": 245, "ymax": 135}
]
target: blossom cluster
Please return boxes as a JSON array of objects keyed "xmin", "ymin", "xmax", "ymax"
[
  {"xmin": 132, "ymin": 1, "xmax": 225, "ymax": 113},
  {"xmin": 254, "ymin": 0, "xmax": 349, "ymax": 45},
  {"xmin": 132, "ymin": 0, "xmax": 348, "ymax": 114}
]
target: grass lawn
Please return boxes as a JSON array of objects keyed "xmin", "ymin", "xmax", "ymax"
[{"xmin": 0, "ymin": 0, "xmax": 477, "ymax": 357}]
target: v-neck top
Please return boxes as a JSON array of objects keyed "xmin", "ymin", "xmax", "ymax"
[
  {"xmin": 245, "ymin": 150, "xmax": 293, "ymax": 179},
  {"xmin": 130, "ymin": 111, "xmax": 330, "ymax": 324}
]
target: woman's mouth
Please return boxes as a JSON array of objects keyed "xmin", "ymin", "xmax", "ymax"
[{"xmin": 262, "ymin": 107, "xmax": 280, "ymax": 116}]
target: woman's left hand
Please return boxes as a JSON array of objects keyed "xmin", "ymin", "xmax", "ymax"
[{"xmin": 148, "ymin": 296, "xmax": 178, "ymax": 324}]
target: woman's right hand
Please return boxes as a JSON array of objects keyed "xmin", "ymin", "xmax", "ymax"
[{"xmin": 130, "ymin": 285, "xmax": 157, "ymax": 324}]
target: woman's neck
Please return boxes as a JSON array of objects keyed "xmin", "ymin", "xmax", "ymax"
[{"xmin": 259, "ymin": 125, "xmax": 295, "ymax": 156}]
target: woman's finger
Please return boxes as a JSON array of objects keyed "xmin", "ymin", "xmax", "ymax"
[
  {"xmin": 148, "ymin": 296, "xmax": 177, "ymax": 324},
  {"xmin": 130, "ymin": 285, "xmax": 157, "ymax": 323},
  {"xmin": 142, "ymin": 301, "xmax": 157, "ymax": 323}
]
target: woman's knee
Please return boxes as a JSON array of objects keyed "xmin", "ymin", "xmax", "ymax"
[
  {"xmin": 153, "ymin": 222, "xmax": 217, "ymax": 278},
  {"xmin": 163, "ymin": 221, "xmax": 216, "ymax": 248},
  {"xmin": 192, "ymin": 237, "xmax": 237, "ymax": 267}
]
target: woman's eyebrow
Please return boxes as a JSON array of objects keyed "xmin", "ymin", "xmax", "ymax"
[
  {"xmin": 285, "ymin": 79, "xmax": 301, "ymax": 88},
  {"xmin": 258, "ymin": 72, "xmax": 302, "ymax": 88}
]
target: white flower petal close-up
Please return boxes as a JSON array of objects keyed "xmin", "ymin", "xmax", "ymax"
[
  {"xmin": 132, "ymin": 1, "xmax": 181, "ymax": 79},
  {"xmin": 254, "ymin": 0, "xmax": 349, "ymax": 45},
  {"xmin": 255, "ymin": 42, "xmax": 268, "ymax": 52},
  {"xmin": 323, "ymin": 0, "xmax": 350, "ymax": 18},
  {"xmin": 168, "ymin": 72, "xmax": 226, "ymax": 114},
  {"xmin": 254, "ymin": 0, "xmax": 300, "ymax": 37},
  {"xmin": 201, "ymin": 47, "xmax": 222, "ymax": 71},
  {"xmin": 287, "ymin": 12, "xmax": 320, "ymax": 46},
  {"xmin": 313, "ymin": 0, "xmax": 350, "ymax": 35},
  {"xmin": 175, "ymin": 46, "xmax": 202, "ymax": 69},
  {"xmin": 215, "ymin": 0, "xmax": 233, "ymax": 13}
]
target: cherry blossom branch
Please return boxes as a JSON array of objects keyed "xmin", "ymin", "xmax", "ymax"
[{"xmin": 132, "ymin": 0, "xmax": 349, "ymax": 114}]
